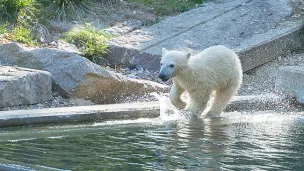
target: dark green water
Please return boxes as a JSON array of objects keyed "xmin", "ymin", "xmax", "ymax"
[{"xmin": 0, "ymin": 111, "xmax": 304, "ymax": 171}]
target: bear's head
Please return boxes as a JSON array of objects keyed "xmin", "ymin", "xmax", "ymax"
[{"xmin": 158, "ymin": 48, "xmax": 191, "ymax": 82}]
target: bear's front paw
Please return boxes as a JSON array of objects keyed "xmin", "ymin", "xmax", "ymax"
[
  {"xmin": 171, "ymin": 99, "xmax": 186, "ymax": 109},
  {"xmin": 205, "ymin": 110, "xmax": 222, "ymax": 118},
  {"xmin": 185, "ymin": 105, "xmax": 199, "ymax": 114}
]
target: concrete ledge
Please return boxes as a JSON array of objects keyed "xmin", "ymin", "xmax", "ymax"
[
  {"xmin": 0, "ymin": 94, "xmax": 285, "ymax": 127},
  {"xmin": 226, "ymin": 93, "xmax": 283, "ymax": 112},
  {"xmin": 0, "ymin": 102, "xmax": 160, "ymax": 127},
  {"xmin": 107, "ymin": 0, "xmax": 303, "ymax": 72},
  {"xmin": 108, "ymin": 22, "xmax": 304, "ymax": 72},
  {"xmin": 237, "ymin": 23, "xmax": 304, "ymax": 71}
]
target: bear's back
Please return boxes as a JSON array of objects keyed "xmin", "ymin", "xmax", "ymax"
[
  {"xmin": 191, "ymin": 45, "xmax": 237, "ymax": 63},
  {"xmin": 186, "ymin": 45, "xmax": 242, "ymax": 89}
]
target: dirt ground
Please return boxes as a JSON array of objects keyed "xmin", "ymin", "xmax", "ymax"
[
  {"xmin": 47, "ymin": 1, "xmax": 162, "ymax": 41},
  {"xmin": 0, "ymin": 1, "xmax": 162, "ymax": 48}
]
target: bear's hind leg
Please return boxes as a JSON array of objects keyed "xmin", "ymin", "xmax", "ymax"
[
  {"xmin": 186, "ymin": 91, "xmax": 211, "ymax": 116},
  {"xmin": 206, "ymin": 85, "xmax": 238, "ymax": 117}
]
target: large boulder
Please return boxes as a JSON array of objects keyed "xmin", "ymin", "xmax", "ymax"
[
  {"xmin": 0, "ymin": 43, "xmax": 168, "ymax": 104},
  {"xmin": 0, "ymin": 66, "xmax": 52, "ymax": 107}
]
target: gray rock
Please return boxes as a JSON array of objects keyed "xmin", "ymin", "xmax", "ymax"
[
  {"xmin": 0, "ymin": 66, "xmax": 52, "ymax": 107},
  {"xmin": 48, "ymin": 21, "xmax": 74, "ymax": 33},
  {"xmin": 35, "ymin": 24, "xmax": 51, "ymax": 43},
  {"xmin": 103, "ymin": 20, "xmax": 143, "ymax": 36},
  {"xmin": 57, "ymin": 40, "xmax": 82, "ymax": 54},
  {"xmin": 108, "ymin": 0, "xmax": 303, "ymax": 72},
  {"xmin": 275, "ymin": 65, "xmax": 304, "ymax": 103},
  {"xmin": 0, "ymin": 43, "xmax": 168, "ymax": 104}
]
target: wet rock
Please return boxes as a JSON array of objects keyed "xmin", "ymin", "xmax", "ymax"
[
  {"xmin": 275, "ymin": 65, "xmax": 304, "ymax": 103},
  {"xmin": 0, "ymin": 43, "xmax": 168, "ymax": 104},
  {"xmin": 0, "ymin": 66, "xmax": 52, "ymax": 107}
]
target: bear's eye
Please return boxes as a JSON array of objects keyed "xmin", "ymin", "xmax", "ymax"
[
  {"xmin": 160, "ymin": 62, "xmax": 163, "ymax": 66},
  {"xmin": 169, "ymin": 64, "xmax": 175, "ymax": 68}
]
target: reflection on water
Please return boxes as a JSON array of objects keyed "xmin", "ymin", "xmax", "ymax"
[{"xmin": 0, "ymin": 108, "xmax": 304, "ymax": 171}]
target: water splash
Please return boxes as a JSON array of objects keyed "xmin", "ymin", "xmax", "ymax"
[
  {"xmin": 93, "ymin": 94, "xmax": 190, "ymax": 126},
  {"xmin": 158, "ymin": 95, "xmax": 191, "ymax": 122},
  {"xmin": 222, "ymin": 110, "xmax": 304, "ymax": 125}
]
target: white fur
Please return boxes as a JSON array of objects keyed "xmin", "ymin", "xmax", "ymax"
[{"xmin": 159, "ymin": 45, "xmax": 243, "ymax": 117}]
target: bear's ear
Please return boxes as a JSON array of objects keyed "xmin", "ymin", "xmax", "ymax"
[
  {"xmin": 162, "ymin": 48, "xmax": 168, "ymax": 56},
  {"xmin": 186, "ymin": 52, "xmax": 191, "ymax": 59}
]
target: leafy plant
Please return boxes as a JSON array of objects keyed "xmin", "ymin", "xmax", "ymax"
[
  {"xmin": 63, "ymin": 25, "xmax": 111, "ymax": 62},
  {"xmin": 5, "ymin": 26, "xmax": 38, "ymax": 45},
  {"xmin": 0, "ymin": 23, "xmax": 8, "ymax": 34},
  {"xmin": 0, "ymin": 0, "xmax": 39, "ymax": 23},
  {"xmin": 0, "ymin": 0, "xmax": 40, "ymax": 45}
]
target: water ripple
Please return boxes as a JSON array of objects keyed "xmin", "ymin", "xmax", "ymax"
[{"xmin": 0, "ymin": 111, "xmax": 304, "ymax": 170}]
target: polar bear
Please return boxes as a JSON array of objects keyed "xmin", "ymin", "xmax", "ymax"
[{"xmin": 158, "ymin": 45, "xmax": 242, "ymax": 117}]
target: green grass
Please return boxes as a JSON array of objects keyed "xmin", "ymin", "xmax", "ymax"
[
  {"xmin": 126, "ymin": 0, "xmax": 204, "ymax": 16},
  {"xmin": 0, "ymin": 0, "xmax": 206, "ymax": 47},
  {"xmin": 0, "ymin": 0, "xmax": 39, "ymax": 45},
  {"xmin": 5, "ymin": 26, "xmax": 38, "ymax": 45},
  {"xmin": 63, "ymin": 25, "xmax": 112, "ymax": 62},
  {"xmin": 0, "ymin": 23, "xmax": 8, "ymax": 34},
  {"xmin": 38, "ymin": 0, "xmax": 97, "ymax": 21},
  {"xmin": 0, "ymin": 0, "xmax": 39, "ymax": 23}
]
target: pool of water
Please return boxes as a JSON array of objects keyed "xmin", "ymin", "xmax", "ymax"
[{"xmin": 0, "ymin": 109, "xmax": 304, "ymax": 171}]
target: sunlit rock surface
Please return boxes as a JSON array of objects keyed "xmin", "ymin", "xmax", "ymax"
[
  {"xmin": 108, "ymin": 0, "xmax": 300, "ymax": 72},
  {"xmin": 0, "ymin": 43, "xmax": 168, "ymax": 104},
  {"xmin": 0, "ymin": 66, "xmax": 52, "ymax": 107}
]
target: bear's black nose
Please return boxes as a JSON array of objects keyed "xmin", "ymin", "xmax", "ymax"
[
  {"xmin": 158, "ymin": 74, "xmax": 165, "ymax": 79},
  {"xmin": 158, "ymin": 74, "xmax": 168, "ymax": 82}
]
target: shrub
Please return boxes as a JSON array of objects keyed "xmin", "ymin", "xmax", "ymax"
[
  {"xmin": 0, "ymin": 23, "xmax": 8, "ymax": 34},
  {"xmin": 39, "ymin": 0, "xmax": 96, "ymax": 21},
  {"xmin": 0, "ymin": 0, "xmax": 39, "ymax": 45},
  {"xmin": 0, "ymin": 0, "xmax": 39, "ymax": 23},
  {"xmin": 5, "ymin": 26, "xmax": 38, "ymax": 45},
  {"xmin": 63, "ymin": 25, "xmax": 111, "ymax": 62}
]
